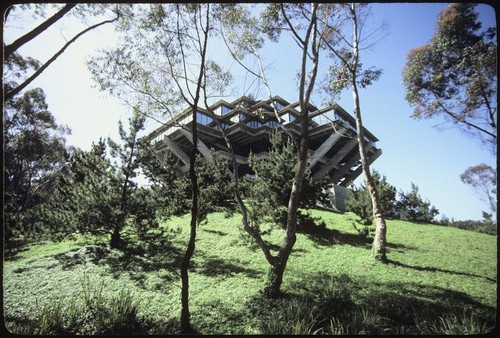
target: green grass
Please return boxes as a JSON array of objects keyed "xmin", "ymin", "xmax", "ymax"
[{"xmin": 3, "ymin": 210, "xmax": 496, "ymax": 334}]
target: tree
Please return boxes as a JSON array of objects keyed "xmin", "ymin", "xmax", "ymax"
[
  {"xmin": 320, "ymin": 3, "xmax": 387, "ymax": 261},
  {"xmin": 46, "ymin": 113, "xmax": 156, "ymax": 247},
  {"xmin": 3, "ymin": 4, "xmax": 121, "ymax": 100},
  {"xmin": 347, "ymin": 170, "xmax": 397, "ymax": 225},
  {"xmin": 107, "ymin": 112, "xmax": 148, "ymax": 248},
  {"xmin": 196, "ymin": 150, "xmax": 236, "ymax": 222},
  {"xmin": 3, "ymin": 88, "xmax": 70, "ymax": 246},
  {"xmin": 460, "ymin": 164, "xmax": 497, "ymax": 216},
  {"xmin": 402, "ymin": 3, "xmax": 497, "ymax": 154},
  {"xmin": 249, "ymin": 132, "xmax": 332, "ymax": 229},
  {"xmin": 139, "ymin": 147, "xmax": 191, "ymax": 219},
  {"xmin": 395, "ymin": 183, "xmax": 439, "ymax": 223},
  {"xmin": 222, "ymin": 3, "xmax": 326, "ymax": 297},
  {"xmin": 87, "ymin": 3, "xmax": 233, "ymax": 331}
]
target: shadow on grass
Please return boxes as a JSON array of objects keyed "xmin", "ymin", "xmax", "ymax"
[
  {"xmin": 193, "ymin": 255, "xmax": 262, "ymax": 278},
  {"xmin": 202, "ymin": 229, "xmax": 228, "ymax": 236},
  {"xmin": 387, "ymin": 258, "xmax": 497, "ymax": 283},
  {"xmin": 51, "ymin": 229, "xmax": 265, "ymax": 289},
  {"xmin": 299, "ymin": 225, "xmax": 417, "ymax": 255},
  {"xmin": 238, "ymin": 271, "xmax": 496, "ymax": 335},
  {"xmin": 51, "ymin": 232, "xmax": 186, "ymax": 288},
  {"xmin": 300, "ymin": 225, "xmax": 371, "ymax": 247}
]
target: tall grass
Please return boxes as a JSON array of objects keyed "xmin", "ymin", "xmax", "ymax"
[
  {"xmin": 257, "ymin": 273, "xmax": 494, "ymax": 335},
  {"xmin": 7, "ymin": 274, "xmax": 142, "ymax": 335}
]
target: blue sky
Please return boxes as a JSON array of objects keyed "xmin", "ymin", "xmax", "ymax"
[{"xmin": 4, "ymin": 3, "xmax": 497, "ymax": 221}]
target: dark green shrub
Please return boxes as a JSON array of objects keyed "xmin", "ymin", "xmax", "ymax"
[
  {"xmin": 248, "ymin": 132, "xmax": 331, "ymax": 229},
  {"xmin": 395, "ymin": 183, "xmax": 439, "ymax": 223}
]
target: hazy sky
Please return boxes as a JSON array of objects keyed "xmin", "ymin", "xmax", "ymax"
[{"xmin": 4, "ymin": 3, "xmax": 497, "ymax": 221}]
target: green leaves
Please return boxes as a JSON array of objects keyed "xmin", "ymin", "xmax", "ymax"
[
  {"xmin": 460, "ymin": 164, "xmax": 497, "ymax": 214},
  {"xmin": 402, "ymin": 3, "xmax": 497, "ymax": 152},
  {"xmin": 4, "ymin": 88, "xmax": 70, "ymax": 245},
  {"xmin": 248, "ymin": 132, "xmax": 332, "ymax": 228}
]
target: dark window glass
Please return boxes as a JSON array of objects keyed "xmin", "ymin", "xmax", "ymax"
[
  {"xmin": 221, "ymin": 105, "xmax": 231, "ymax": 115},
  {"xmin": 196, "ymin": 112, "xmax": 213, "ymax": 125}
]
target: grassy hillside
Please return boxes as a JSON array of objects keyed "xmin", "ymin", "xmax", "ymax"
[{"xmin": 3, "ymin": 209, "xmax": 496, "ymax": 334}]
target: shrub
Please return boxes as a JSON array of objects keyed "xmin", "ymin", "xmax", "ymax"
[
  {"xmin": 395, "ymin": 183, "xmax": 439, "ymax": 223},
  {"xmin": 248, "ymin": 132, "xmax": 332, "ymax": 229}
]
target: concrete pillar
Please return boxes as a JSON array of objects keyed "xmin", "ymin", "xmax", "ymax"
[{"xmin": 330, "ymin": 184, "xmax": 348, "ymax": 212}]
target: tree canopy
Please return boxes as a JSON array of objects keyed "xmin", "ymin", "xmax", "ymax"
[{"xmin": 402, "ymin": 3, "xmax": 497, "ymax": 154}]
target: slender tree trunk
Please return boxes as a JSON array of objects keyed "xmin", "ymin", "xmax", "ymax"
[
  {"xmin": 180, "ymin": 143, "xmax": 198, "ymax": 332},
  {"xmin": 264, "ymin": 131, "xmax": 308, "ymax": 297},
  {"xmin": 349, "ymin": 3, "xmax": 387, "ymax": 262},
  {"xmin": 352, "ymin": 86, "xmax": 387, "ymax": 262},
  {"xmin": 179, "ymin": 4, "xmax": 210, "ymax": 331},
  {"xmin": 110, "ymin": 225, "xmax": 121, "ymax": 249},
  {"xmin": 263, "ymin": 3, "xmax": 320, "ymax": 297}
]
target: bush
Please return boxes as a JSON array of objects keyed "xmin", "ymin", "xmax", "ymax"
[
  {"xmin": 395, "ymin": 183, "xmax": 439, "ymax": 223},
  {"xmin": 248, "ymin": 132, "xmax": 332, "ymax": 229}
]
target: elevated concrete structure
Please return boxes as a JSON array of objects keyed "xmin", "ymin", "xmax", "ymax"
[{"xmin": 146, "ymin": 96, "xmax": 382, "ymax": 212}]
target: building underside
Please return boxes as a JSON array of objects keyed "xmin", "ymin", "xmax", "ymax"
[{"xmin": 146, "ymin": 95, "xmax": 382, "ymax": 212}]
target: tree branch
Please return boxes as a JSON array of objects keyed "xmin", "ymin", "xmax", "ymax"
[
  {"xmin": 5, "ymin": 14, "xmax": 119, "ymax": 100},
  {"xmin": 4, "ymin": 4, "xmax": 76, "ymax": 58}
]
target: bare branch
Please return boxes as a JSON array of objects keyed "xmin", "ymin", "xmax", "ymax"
[
  {"xmin": 6, "ymin": 14, "xmax": 119, "ymax": 100},
  {"xmin": 4, "ymin": 4, "xmax": 76, "ymax": 58}
]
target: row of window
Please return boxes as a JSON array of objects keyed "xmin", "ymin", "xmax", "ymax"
[{"xmin": 215, "ymin": 100, "xmax": 286, "ymax": 117}]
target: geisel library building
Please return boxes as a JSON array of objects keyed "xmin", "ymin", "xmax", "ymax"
[{"xmin": 146, "ymin": 95, "xmax": 381, "ymax": 212}]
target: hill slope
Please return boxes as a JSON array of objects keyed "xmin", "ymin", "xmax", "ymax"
[{"xmin": 3, "ymin": 209, "xmax": 496, "ymax": 334}]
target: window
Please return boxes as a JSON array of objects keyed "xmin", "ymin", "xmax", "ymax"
[
  {"xmin": 281, "ymin": 113, "xmax": 299, "ymax": 123},
  {"xmin": 246, "ymin": 120, "xmax": 262, "ymax": 128},
  {"xmin": 273, "ymin": 100, "xmax": 284, "ymax": 110},
  {"xmin": 196, "ymin": 112, "xmax": 213, "ymax": 125},
  {"xmin": 221, "ymin": 105, "xmax": 231, "ymax": 115},
  {"xmin": 265, "ymin": 120, "xmax": 280, "ymax": 128}
]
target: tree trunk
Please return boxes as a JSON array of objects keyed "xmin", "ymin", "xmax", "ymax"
[
  {"xmin": 264, "ymin": 258, "xmax": 288, "ymax": 298},
  {"xmin": 179, "ymin": 3, "xmax": 210, "ymax": 327},
  {"xmin": 180, "ymin": 206, "xmax": 197, "ymax": 333},
  {"xmin": 371, "ymin": 210, "xmax": 387, "ymax": 261},
  {"xmin": 349, "ymin": 3, "xmax": 387, "ymax": 262},
  {"xmin": 109, "ymin": 225, "xmax": 121, "ymax": 249},
  {"xmin": 180, "ymin": 112, "xmax": 199, "ymax": 334},
  {"xmin": 259, "ymin": 3, "xmax": 319, "ymax": 297}
]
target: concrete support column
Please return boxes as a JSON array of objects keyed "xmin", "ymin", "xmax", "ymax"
[{"xmin": 330, "ymin": 184, "xmax": 348, "ymax": 212}]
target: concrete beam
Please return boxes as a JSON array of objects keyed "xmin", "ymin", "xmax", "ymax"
[
  {"xmin": 339, "ymin": 148, "xmax": 382, "ymax": 187},
  {"xmin": 313, "ymin": 138, "xmax": 358, "ymax": 181},
  {"xmin": 308, "ymin": 132, "xmax": 344, "ymax": 169},
  {"xmin": 330, "ymin": 142, "xmax": 374, "ymax": 184},
  {"xmin": 180, "ymin": 129, "xmax": 213, "ymax": 161},
  {"xmin": 160, "ymin": 135, "xmax": 190, "ymax": 166}
]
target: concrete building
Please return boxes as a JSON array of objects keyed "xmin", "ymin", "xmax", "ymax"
[{"xmin": 146, "ymin": 95, "xmax": 381, "ymax": 212}]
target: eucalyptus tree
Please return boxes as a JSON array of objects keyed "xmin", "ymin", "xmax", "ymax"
[
  {"xmin": 402, "ymin": 3, "xmax": 497, "ymax": 154},
  {"xmin": 88, "ymin": 3, "xmax": 233, "ymax": 332},
  {"xmin": 220, "ymin": 3, "xmax": 326, "ymax": 297},
  {"xmin": 460, "ymin": 164, "xmax": 497, "ymax": 216},
  {"xmin": 319, "ymin": 3, "xmax": 388, "ymax": 261},
  {"xmin": 3, "ymin": 3, "xmax": 121, "ymax": 100},
  {"xmin": 3, "ymin": 87, "xmax": 70, "ymax": 246}
]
